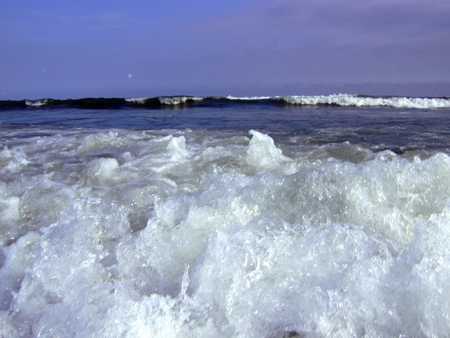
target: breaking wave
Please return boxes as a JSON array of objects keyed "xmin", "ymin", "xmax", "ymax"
[{"xmin": 1, "ymin": 94, "xmax": 449, "ymax": 110}]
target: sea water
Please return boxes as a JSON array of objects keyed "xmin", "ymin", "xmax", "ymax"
[{"xmin": 1, "ymin": 95, "xmax": 450, "ymax": 337}]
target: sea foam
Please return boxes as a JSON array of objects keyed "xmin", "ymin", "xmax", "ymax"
[
  {"xmin": 283, "ymin": 94, "xmax": 450, "ymax": 108},
  {"xmin": 226, "ymin": 94, "xmax": 450, "ymax": 109},
  {"xmin": 1, "ymin": 129, "xmax": 450, "ymax": 337}
]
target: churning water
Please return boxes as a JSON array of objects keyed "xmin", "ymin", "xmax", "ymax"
[{"xmin": 1, "ymin": 94, "xmax": 450, "ymax": 337}]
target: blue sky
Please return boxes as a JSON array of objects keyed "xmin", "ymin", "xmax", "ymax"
[{"xmin": 1, "ymin": 0, "xmax": 449, "ymax": 99}]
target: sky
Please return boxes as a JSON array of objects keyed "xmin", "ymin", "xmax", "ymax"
[{"xmin": 1, "ymin": 0, "xmax": 449, "ymax": 99}]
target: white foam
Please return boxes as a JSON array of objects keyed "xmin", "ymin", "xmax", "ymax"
[
  {"xmin": 1, "ymin": 129, "xmax": 450, "ymax": 336},
  {"xmin": 125, "ymin": 97, "xmax": 147, "ymax": 104},
  {"xmin": 159, "ymin": 96, "xmax": 203, "ymax": 105},
  {"xmin": 0, "ymin": 147, "xmax": 29, "ymax": 174},
  {"xmin": 226, "ymin": 95, "xmax": 272, "ymax": 100},
  {"xmin": 125, "ymin": 97, "xmax": 204, "ymax": 105},
  {"xmin": 226, "ymin": 94, "xmax": 450, "ymax": 109},
  {"xmin": 246, "ymin": 130, "xmax": 291, "ymax": 171},
  {"xmin": 284, "ymin": 94, "xmax": 450, "ymax": 108},
  {"xmin": 25, "ymin": 99, "xmax": 48, "ymax": 107}
]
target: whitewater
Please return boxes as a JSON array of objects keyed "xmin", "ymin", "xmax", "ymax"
[{"xmin": 1, "ymin": 94, "xmax": 450, "ymax": 337}]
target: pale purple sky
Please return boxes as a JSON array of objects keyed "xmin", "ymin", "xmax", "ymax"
[{"xmin": 1, "ymin": 0, "xmax": 449, "ymax": 99}]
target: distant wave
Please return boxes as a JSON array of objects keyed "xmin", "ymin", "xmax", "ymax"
[
  {"xmin": 227, "ymin": 94, "xmax": 450, "ymax": 108},
  {"xmin": 1, "ymin": 94, "xmax": 449, "ymax": 110}
]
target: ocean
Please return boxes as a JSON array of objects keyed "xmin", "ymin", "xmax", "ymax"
[{"xmin": 1, "ymin": 94, "xmax": 450, "ymax": 337}]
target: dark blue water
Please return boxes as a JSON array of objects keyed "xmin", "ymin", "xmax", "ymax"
[{"xmin": 1, "ymin": 105, "xmax": 450, "ymax": 153}]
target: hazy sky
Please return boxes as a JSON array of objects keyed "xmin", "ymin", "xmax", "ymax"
[{"xmin": 1, "ymin": 0, "xmax": 449, "ymax": 99}]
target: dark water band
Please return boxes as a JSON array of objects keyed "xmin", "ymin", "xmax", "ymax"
[{"xmin": 1, "ymin": 95, "xmax": 449, "ymax": 111}]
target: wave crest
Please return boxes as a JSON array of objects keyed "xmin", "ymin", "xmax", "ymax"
[{"xmin": 2, "ymin": 94, "xmax": 449, "ymax": 110}]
